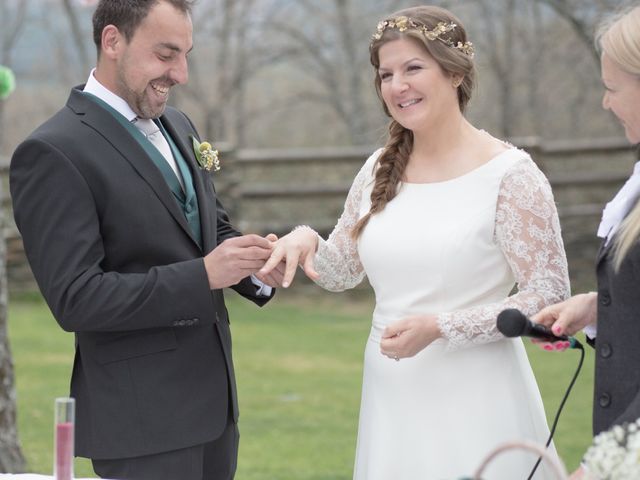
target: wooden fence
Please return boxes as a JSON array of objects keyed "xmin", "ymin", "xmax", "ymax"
[{"xmin": 2, "ymin": 136, "xmax": 637, "ymax": 293}]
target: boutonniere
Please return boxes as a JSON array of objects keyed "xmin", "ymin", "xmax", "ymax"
[{"xmin": 190, "ymin": 136, "xmax": 220, "ymax": 172}]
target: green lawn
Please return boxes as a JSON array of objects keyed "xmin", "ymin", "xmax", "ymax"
[{"xmin": 8, "ymin": 290, "xmax": 594, "ymax": 478}]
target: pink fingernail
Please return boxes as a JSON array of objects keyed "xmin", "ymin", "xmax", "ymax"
[
  {"xmin": 552, "ymin": 326, "xmax": 561, "ymax": 335},
  {"xmin": 554, "ymin": 343, "xmax": 565, "ymax": 351},
  {"xmin": 543, "ymin": 345, "xmax": 553, "ymax": 351}
]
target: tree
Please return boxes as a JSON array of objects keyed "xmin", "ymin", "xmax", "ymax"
[
  {"xmin": 177, "ymin": 0, "xmax": 298, "ymax": 147},
  {"xmin": 475, "ymin": 0, "xmax": 518, "ymax": 137},
  {"xmin": 0, "ymin": 1, "xmax": 28, "ymax": 471},
  {"xmin": 0, "ymin": 173, "xmax": 26, "ymax": 473},
  {"xmin": 268, "ymin": 0, "xmax": 383, "ymax": 145},
  {"xmin": 61, "ymin": 0, "xmax": 93, "ymax": 77},
  {"xmin": 0, "ymin": 0, "xmax": 28, "ymax": 152},
  {"xmin": 536, "ymin": 0, "xmax": 625, "ymax": 63}
]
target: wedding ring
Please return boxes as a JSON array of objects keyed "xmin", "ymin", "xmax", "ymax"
[{"xmin": 394, "ymin": 355, "xmax": 399, "ymax": 362}]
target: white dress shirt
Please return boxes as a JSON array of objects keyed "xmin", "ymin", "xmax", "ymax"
[
  {"xmin": 82, "ymin": 69, "xmax": 183, "ymax": 183},
  {"xmin": 597, "ymin": 161, "xmax": 640, "ymax": 244},
  {"xmin": 82, "ymin": 70, "xmax": 272, "ymax": 296}
]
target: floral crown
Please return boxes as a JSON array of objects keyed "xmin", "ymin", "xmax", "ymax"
[{"xmin": 372, "ymin": 16, "xmax": 475, "ymax": 58}]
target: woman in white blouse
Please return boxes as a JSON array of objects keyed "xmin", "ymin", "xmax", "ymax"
[{"xmin": 260, "ymin": 5, "xmax": 569, "ymax": 479}]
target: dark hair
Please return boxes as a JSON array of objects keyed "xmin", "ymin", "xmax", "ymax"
[
  {"xmin": 92, "ymin": 0, "xmax": 194, "ymax": 55},
  {"xmin": 352, "ymin": 5, "xmax": 476, "ymax": 239}
]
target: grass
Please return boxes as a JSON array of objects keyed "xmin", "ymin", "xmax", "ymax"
[{"xmin": 8, "ymin": 290, "xmax": 594, "ymax": 478}]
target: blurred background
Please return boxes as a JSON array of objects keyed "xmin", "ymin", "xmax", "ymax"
[
  {"xmin": 2, "ymin": 0, "xmax": 639, "ymax": 294},
  {"xmin": 0, "ymin": 0, "xmax": 638, "ymax": 477},
  {"xmin": 0, "ymin": 0, "xmax": 631, "ymax": 148}
]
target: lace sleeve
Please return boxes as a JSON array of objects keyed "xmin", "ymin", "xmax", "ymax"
[
  {"xmin": 437, "ymin": 158, "xmax": 571, "ymax": 351},
  {"xmin": 310, "ymin": 152, "xmax": 379, "ymax": 292}
]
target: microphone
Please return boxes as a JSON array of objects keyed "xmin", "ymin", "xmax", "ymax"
[{"xmin": 496, "ymin": 308, "xmax": 580, "ymax": 349}]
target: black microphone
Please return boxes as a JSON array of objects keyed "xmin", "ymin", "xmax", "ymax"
[{"xmin": 496, "ymin": 308, "xmax": 579, "ymax": 348}]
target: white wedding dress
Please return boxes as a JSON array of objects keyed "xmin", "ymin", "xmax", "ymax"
[{"xmin": 311, "ymin": 147, "xmax": 570, "ymax": 479}]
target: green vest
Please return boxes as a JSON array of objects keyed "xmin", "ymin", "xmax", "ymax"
[{"xmin": 82, "ymin": 92, "xmax": 202, "ymax": 248}]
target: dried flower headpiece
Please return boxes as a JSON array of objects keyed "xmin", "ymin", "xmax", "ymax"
[{"xmin": 372, "ymin": 16, "xmax": 475, "ymax": 58}]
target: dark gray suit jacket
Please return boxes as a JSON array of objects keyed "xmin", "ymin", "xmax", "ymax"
[
  {"xmin": 10, "ymin": 87, "xmax": 272, "ymax": 459},
  {"xmin": 593, "ymin": 233, "xmax": 640, "ymax": 435}
]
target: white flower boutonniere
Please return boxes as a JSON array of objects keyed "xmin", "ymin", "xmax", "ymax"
[
  {"xmin": 190, "ymin": 136, "xmax": 220, "ymax": 172},
  {"xmin": 584, "ymin": 418, "xmax": 640, "ymax": 479}
]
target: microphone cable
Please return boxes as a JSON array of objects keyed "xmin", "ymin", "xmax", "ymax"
[{"xmin": 527, "ymin": 338, "xmax": 585, "ymax": 480}]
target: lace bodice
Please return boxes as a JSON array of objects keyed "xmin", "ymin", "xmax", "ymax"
[{"xmin": 312, "ymin": 148, "xmax": 570, "ymax": 351}]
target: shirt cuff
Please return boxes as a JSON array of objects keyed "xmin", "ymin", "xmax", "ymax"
[
  {"xmin": 251, "ymin": 275, "xmax": 272, "ymax": 297},
  {"xmin": 583, "ymin": 324, "xmax": 597, "ymax": 339}
]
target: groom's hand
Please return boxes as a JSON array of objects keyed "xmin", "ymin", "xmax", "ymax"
[{"xmin": 204, "ymin": 234, "xmax": 273, "ymax": 289}]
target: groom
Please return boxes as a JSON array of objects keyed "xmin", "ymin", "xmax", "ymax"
[{"xmin": 10, "ymin": 1, "xmax": 281, "ymax": 479}]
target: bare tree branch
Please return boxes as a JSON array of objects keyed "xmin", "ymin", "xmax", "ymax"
[
  {"xmin": 60, "ymin": 0, "xmax": 92, "ymax": 75},
  {"xmin": 0, "ymin": 3, "xmax": 27, "ymax": 469},
  {"xmin": 0, "ymin": 0, "xmax": 28, "ymax": 64},
  {"xmin": 535, "ymin": 0, "xmax": 601, "ymax": 64}
]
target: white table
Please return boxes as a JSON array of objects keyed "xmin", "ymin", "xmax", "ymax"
[{"xmin": 0, "ymin": 475, "xmax": 109, "ymax": 479}]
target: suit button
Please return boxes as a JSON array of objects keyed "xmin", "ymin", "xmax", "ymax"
[
  {"xmin": 600, "ymin": 343, "xmax": 612, "ymax": 358},
  {"xmin": 600, "ymin": 292, "xmax": 611, "ymax": 306},
  {"xmin": 599, "ymin": 392, "xmax": 611, "ymax": 408},
  {"xmin": 185, "ymin": 204, "xmax": 193, "ymax": 213},
  {"xmin": 215, "ymin": 313, "xmax": 220, "ymax": 323}
]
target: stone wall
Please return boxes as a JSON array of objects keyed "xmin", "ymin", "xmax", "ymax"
[{"xmin": 2, "ymin": 138, "xmax": 636, "ymax": 294}]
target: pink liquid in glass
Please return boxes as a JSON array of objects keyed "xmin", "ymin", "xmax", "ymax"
[{"xmin": 55, "ymin": 422, "xmax": 73, "ymax": 480}]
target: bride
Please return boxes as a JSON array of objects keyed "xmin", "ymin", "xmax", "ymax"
[{"xmin": 259, "ymin": 5, "xmax": 570, "ymax": 479}]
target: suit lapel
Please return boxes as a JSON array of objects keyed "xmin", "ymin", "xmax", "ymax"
[
  {"xmin": 68, "ymin": 89, "xmax": 198, "ymax": 248},
  {"xmin": 161, "ymin": 113, "xmax": 217, "ymax": 252},
  {"xmin": 596, "ymin": 237, "xmax": 614, "ymax": 267}
]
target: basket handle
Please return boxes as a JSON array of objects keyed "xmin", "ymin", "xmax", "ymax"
[{"xmin": 472, "ymin": 440, "xmax": 568, "ymax": 480}]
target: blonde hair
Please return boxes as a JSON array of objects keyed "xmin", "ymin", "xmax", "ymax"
[
  {"xmin": 352, "ymin": 5, "xmax": 476, "ymax": 239},
  {"xmin": 596, "ymin": 5, "xmax": 640, "ymax": 269}
]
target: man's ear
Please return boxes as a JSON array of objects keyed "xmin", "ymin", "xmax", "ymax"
[{"xmin": 101, "ymin": 25, "xmax": 122, "ymax": 60}]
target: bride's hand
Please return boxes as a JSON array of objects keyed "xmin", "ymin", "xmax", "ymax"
[
  {"xmin": 253, "ymin": 233, "xmax": 285, "ymax": 288},
  {"xmin": 258, "ymin": 226, "xmax": 319, "ymax": 288},
  {"xmin": 380, "ymin": 315, "xmax": 442, "ymax": 360}
]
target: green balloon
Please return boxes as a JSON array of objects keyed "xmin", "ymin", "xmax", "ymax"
[{"xmin": 0, "ymin": 66, "xmax": 16, "ymax": 100}]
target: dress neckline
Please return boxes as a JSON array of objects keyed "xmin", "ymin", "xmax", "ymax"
[{"xmin": 400, "ymin": 147, "xmax": 519, "ymax": 186}]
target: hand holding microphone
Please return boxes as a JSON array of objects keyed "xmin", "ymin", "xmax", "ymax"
[
  {"xmin": 531, "ymin": 293, "xmax": 598, "ymax": 337},
  {"xmin": 497, "ymin": 308, "xmax": 581, "ymax": 351}
]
